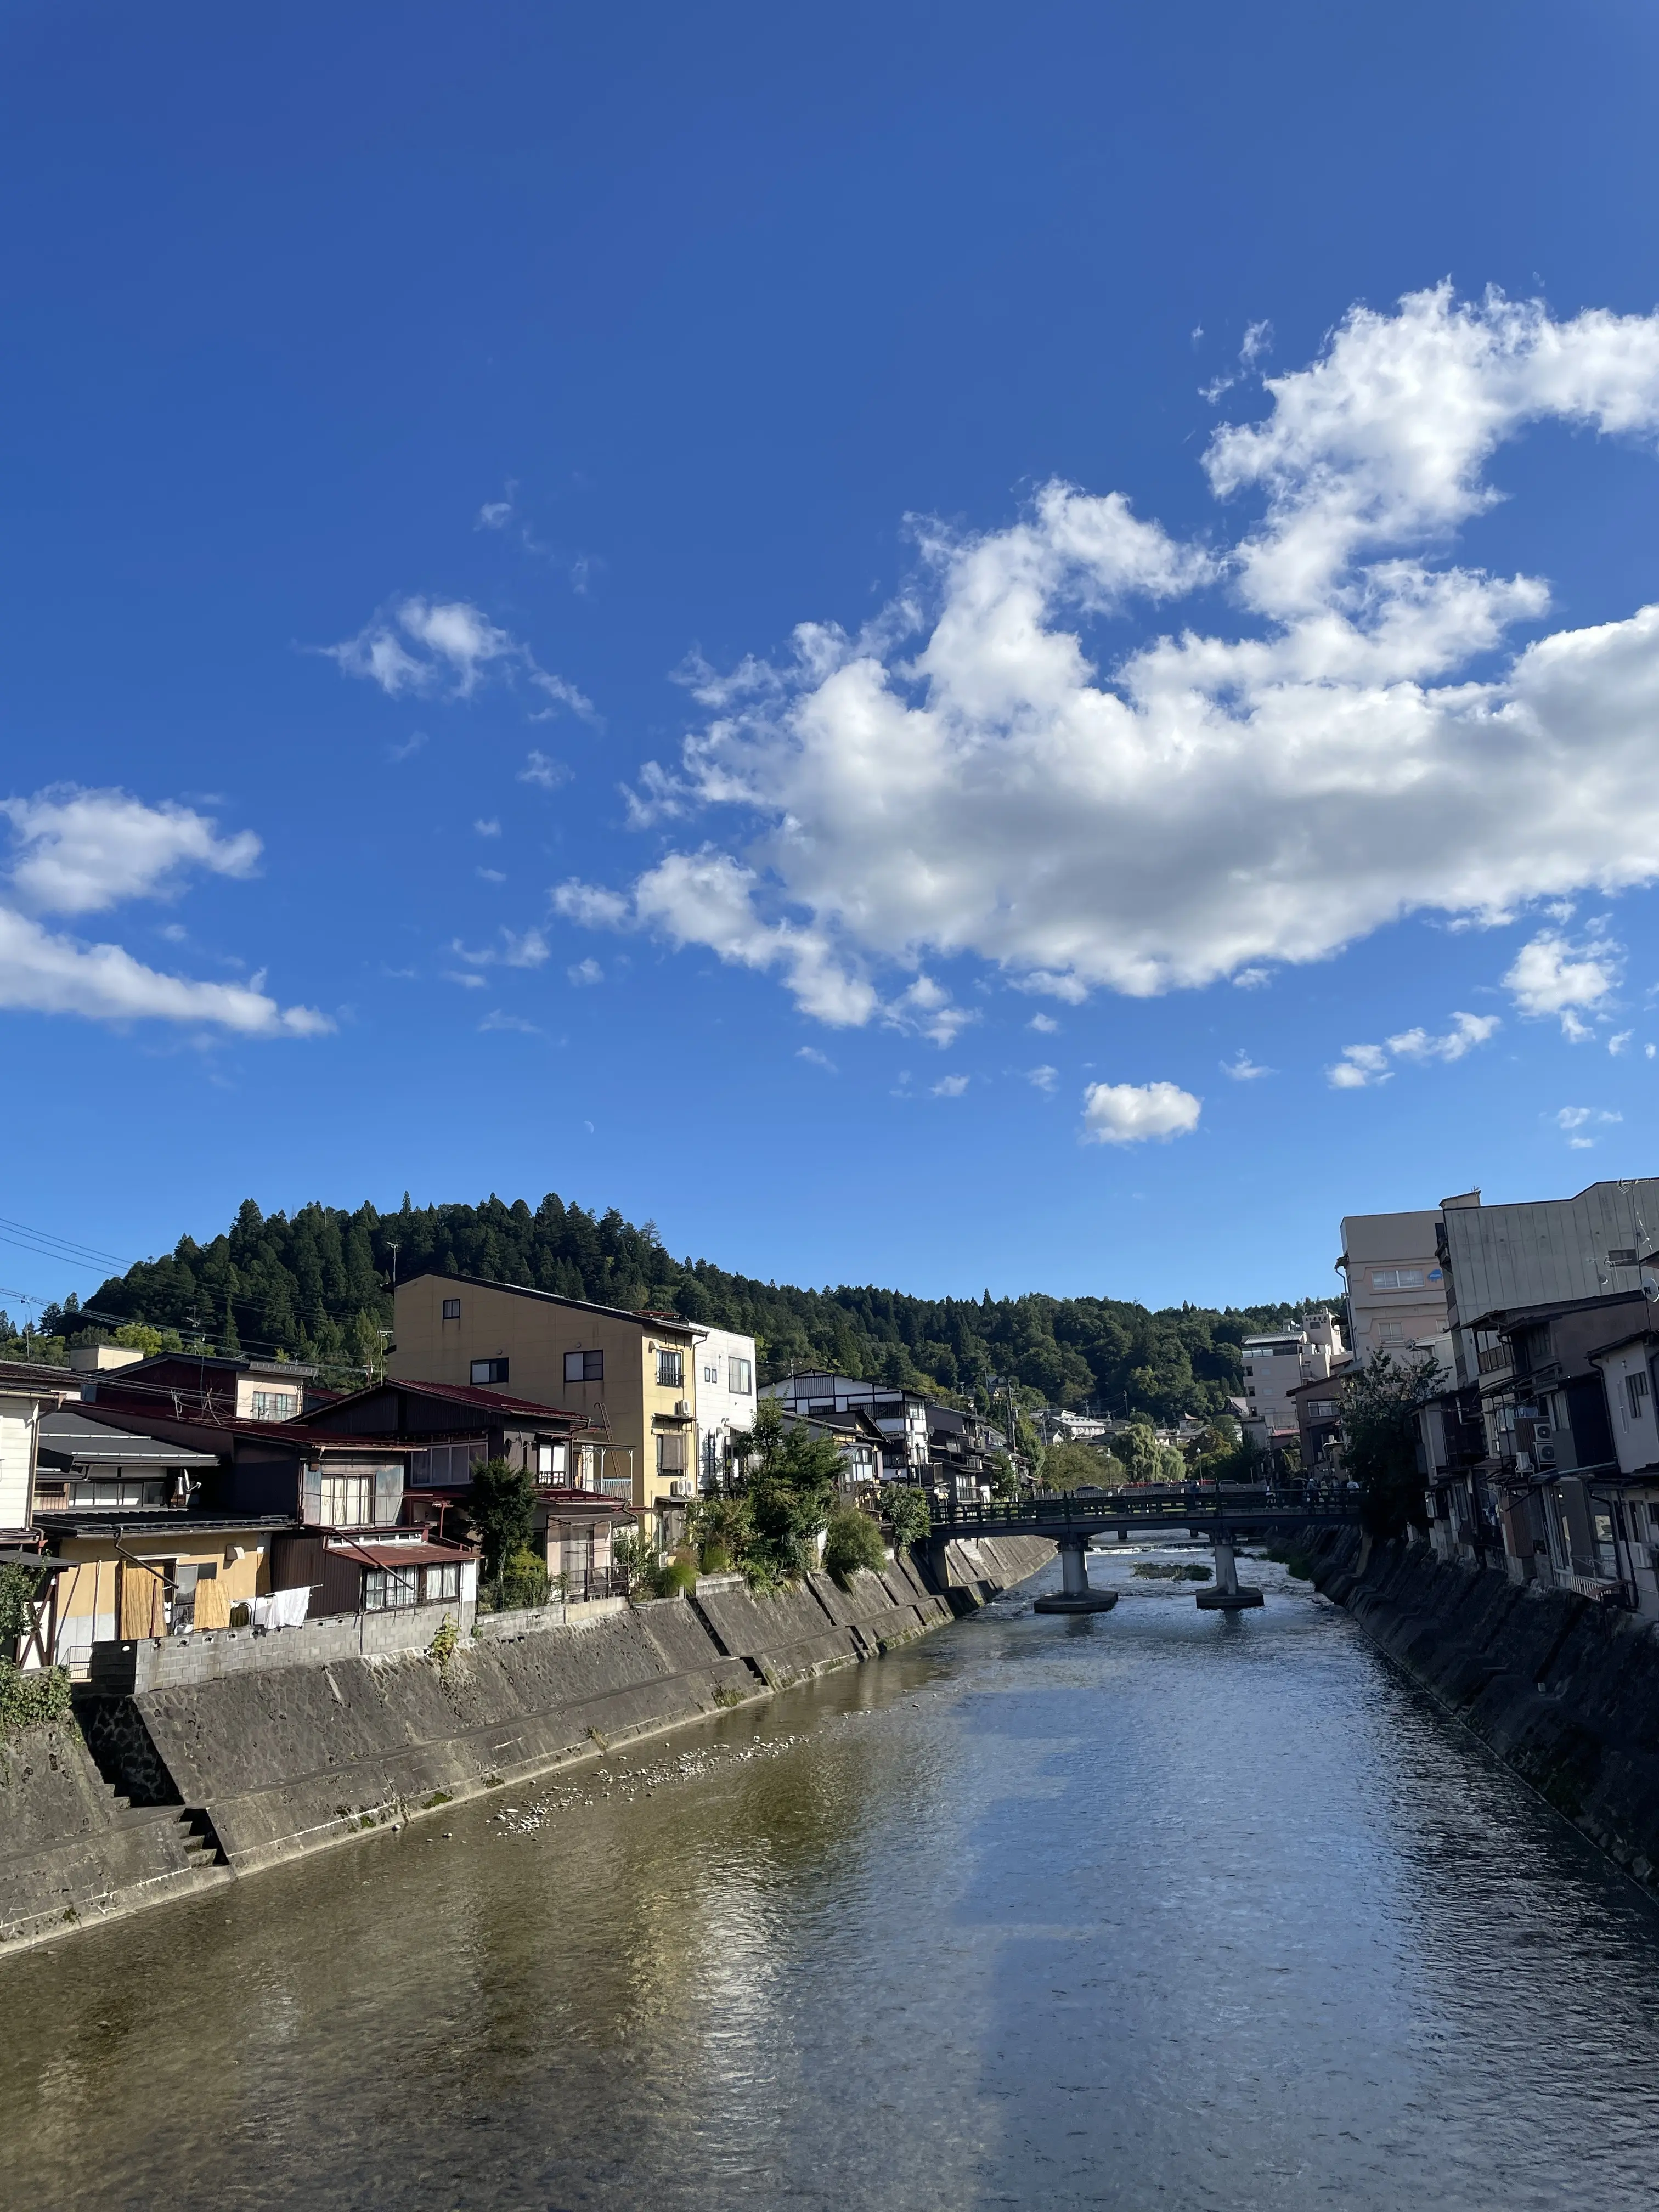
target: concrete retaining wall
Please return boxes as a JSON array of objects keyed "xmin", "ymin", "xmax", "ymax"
[
  {"xmin": 1307, "ymin": 1524, "xmax": 1659, "ymax": 1889},
  {"xmin": 1, "ymin": 1533, "xmax": 1053, "ymax": 1950},
  {"xmin": 0, "ymin": 1723, "xmax": 229, "ymax": 1949}
]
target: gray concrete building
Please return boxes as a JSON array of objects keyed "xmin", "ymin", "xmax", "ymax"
[{"xmin": 1438, "ymin": 1180, "xmax": 1659, "ymax": 1390}]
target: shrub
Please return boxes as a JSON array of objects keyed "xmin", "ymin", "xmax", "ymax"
[
  {"xmin": 0, "ymin": 1660, "xmax": 72, "ymax": 1735},
  {"xmin": 428, "ymin": 1615, "xmax": 460, "ymax": 1670},
  {"xmin": 495, "ymin": 1545, "xmax": 550, "ymax": 1613},
  {"xmin": 823, "ymin": 1507, "xmax": 887, "ymax": 1588},
  {"xmin": 661, "ymin": 1554, "xmax": 698, "ymax": 1598},
  {"xmin": 699, "ymin": 1542, "xmax": 732, "ymax": 1574}
]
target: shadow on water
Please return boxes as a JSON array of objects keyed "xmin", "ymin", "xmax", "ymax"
[{"xmin": 4, "ymin": 1552, "xmax": 1659, "ymax": 2208}]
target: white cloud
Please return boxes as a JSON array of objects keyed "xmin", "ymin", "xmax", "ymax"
[
  {"xmin": 479, "ymin": 1008, "xmax": 542, "ymax": 1034},
  {"xmin": 1504, "ymin": 930, "xmax": 1621, "ymax": 1037},
  {"xmin": 0, "ymin": 907, "xmax": 328, "ymax": 1035},
  {"xmin": 1026, "ymin": 1064, "xmax": 1059, "ymax": 1091},
  {"xmin": 321, "ymin": 597, "xmax": 593, "ymax": 716},
  {"xmin": 385, "ymin": 731, "xmax": 427, "ymax": 763},
  {"xmin": 451, "ymin": 927, "xmax": 549, "ymax": 971},
  {"xmin": 932, "ymin": 1074, "xmax": 970, "ymax": 1097},
  {"xmin": 2, "ymin": 787, "xmax": 260, "ymax": 916},
  {"xmin": 1080, "ymin": 1079, "xmax": 1201, "ymax": 1144},
  {"xmin": 1221, "ymin": 1051, "xmax": 1272, "ymax": 1080},
  {"xmin": 1232, "ymin": 968, "xmax": 1271, "ymax": 991},
  {"xmin": 474, "ymin": 818, "xmax": 501, "ymax": 838},
  {"xmin": 1609, "ymin": 1030, "xmax": 1633, "ymax": 1056},
  {"xmin": 1328, "ymin": 1043, "xmax": 1393, "ymax": 1090},
  {"xmin": 1330, "ymin": 1009, "xmax": 1500, "ymax": 1087},
  {"xmin": 477, "ymin": 498, "xmax": 513, "ymax": 531},
  {"xmin": 797, "ymin": 1045, "xmax": 836, "ymax": 1070},
  {"xmin": 1028, "ymin": 1012, "xmax": 1060, "ymax": 1034},
  {"xmin": 1386, "ymin": 1011, "xmax": 1501, "ymax": 1062},
  {"xmin": 567, "ymin": 957, "xmax": 603, "ymax": 986},
  {"xmin": 887, "ymin": 974, "xmax": 977, "ymax": 1048},
  {"xmin": 553, "ymin": 286, "xmax": 1659, "ymax": 1031},
  {"xmin": 1556, "ymin": 1104, "xmax": 1622, "ymax": 1148},
  {"xmin": 519, "ymin": 751, "xmax": 571, "ymax": 791},
  {"xmin": 0, "ymin": 786, "xmax": 323, "ymax": 1039},
  {"xmin": 445, "ymin": 971, "xmax": 488, "ymax": 990},
  {"xmin": 477, "ymin": 867, "xmax": 506, "ymax": 883}
]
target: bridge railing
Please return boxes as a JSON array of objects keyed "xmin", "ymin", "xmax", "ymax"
[{"xmin": 927, "ymin": 1483, "xmax": 1360, "ymax": 1534}]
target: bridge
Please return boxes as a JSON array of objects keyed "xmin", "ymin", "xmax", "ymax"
[{"xmin": 926, "ymin": 1486, "xmax": 1361, "ymax": 1613}]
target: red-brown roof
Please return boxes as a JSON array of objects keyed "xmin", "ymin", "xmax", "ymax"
[
  {"xmin": 321, "ymin": 1377, "xmax": 583, "ymax": 1422},
  {"xmin": 325, "ymin": 1538, "xmax": 481, "ymax": 1567}
]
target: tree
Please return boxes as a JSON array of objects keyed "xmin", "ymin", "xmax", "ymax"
[
  {"xmin": 1116, "ymin": 1421, "xmax": 1164, "ymax": 1486},
  {"xmin": 1342, "ymin": 1351, "xmax": 1442, "ymax": 1539},
  {"xmin": 1041, "ymin": 1438, "xmax": 1118, "ymax": 1492},
  {"xmin": 881, "ymin": 1484, "xmax": 931, "ymax": 1544},
  {"xmin": 730, "ymin": 1398, "xmax": 842, "ymax": 1583},
  {"xmin": 823, "ymin": 1506, "xmax": 887, "ymax": 1587},
  {"xmin": 468, "ymin": 1458, "xmax": 538, "ymax": 1577}
]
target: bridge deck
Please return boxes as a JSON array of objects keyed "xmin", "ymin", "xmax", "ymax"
[{"xmin": 930, "ymin": 1489, "xmax": 1358, "ymax": 1541}]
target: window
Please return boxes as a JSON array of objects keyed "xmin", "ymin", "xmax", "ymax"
[
  {"xmin": 423, "ymin": 1563, "xmax": 461, "ymax": 1604},
  {"xmin": 1370, "ymin": 1267, "xmax": 1424, "ymax": 1290},
  {"xmin": 564, "ymin": 1349, "xmax": 603, "ymax": 1384},
  {"xmin": 250, "ymin": 1390, "xmax": 297, "ymax": 1420},
  {"xmin": 319, "ymin": 1471, "xmax": 371, "ymax": 1525},
  {"xmin": 471, "ymin": 1357, "xmax": 509, "ymax": 1385},
  {"xmin": 656, "ymin": 1348, "xmax": 684, "ymax": 1389},
  {"xmin": 363, "ymin": 1566, "xmax": 417, "ymax": 1612},
  {"xmin": 657, "ymin": 1430, "xmax": 687, "ymax": 1474},
  {"xmin": 727, "ymin": 1356, "xmax": 753, "ymax": 1395},
  {"xmin": 442, "ymin": 1297, "xmax": 461, "ymax": 1321},
  {"xmin": 408, "ymin": 1441, "xmax": 485, "ymax": 1487},
  {"xmin": 1379, "ymin": 1321, "xmax": 1405, "ymax": 1345},
  {"xmin": 703, "ymin": 1362, "xmax": 720, "ymax": 1384},
  {"xmin": 534, "ymin": 1441, "xmax": 568, "ymax": 1482},
  {"xmin": 1628, "ymin": 1370, "xmax": 1651, "ymax": 1421},
  {"xmin": 1609, "ymin": 1249, "xmax": 1639, "ymax": 1268}
]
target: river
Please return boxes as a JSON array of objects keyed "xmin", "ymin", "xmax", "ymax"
[{"xmin": 6, "ymin": 1548, "xmax": 1659, "ymax": 2210}]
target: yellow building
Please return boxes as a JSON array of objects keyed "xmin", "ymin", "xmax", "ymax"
[{"xmin": 390, "ymin": 1273, "xmax": 702, "ymax": 1537}]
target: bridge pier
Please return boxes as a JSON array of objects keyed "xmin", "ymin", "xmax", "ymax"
[
  {"xmin": 1034, "ymin": 1534, "xmax": 1118, "ymax": 1614},
  {"xmin": 1195, "ymin": 1534, "xmax": 1263, "ymax": 1610}
]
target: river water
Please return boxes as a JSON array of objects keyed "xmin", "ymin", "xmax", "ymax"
[{"xmin": 7, "ymin": 1549, "xmax": 1659, "ymax": 2210}]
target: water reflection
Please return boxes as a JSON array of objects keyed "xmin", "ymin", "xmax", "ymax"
[{"xmin": 3, "ymin": 1553, "xmax": 1658, "ymax": 2208}]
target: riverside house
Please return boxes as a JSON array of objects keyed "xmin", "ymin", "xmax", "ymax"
[
  {"xmin": 31, "ymin": 1403, "xmax": 478, "ymax": 1663},
  {"xmin": 390, "ymin": 1273, "xmax": 736, "ymax": 1543},
  {"xmin": 301, "ymin": 1376, "xmax": 629, "ymax": 1599},
  {"xmin": 0, "ymin": 1357, "xmax": 82, "ymax": 1536}
]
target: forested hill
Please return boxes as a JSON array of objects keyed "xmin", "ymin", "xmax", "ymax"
[{"xmin": 18, "ymin": 1192, "xmax": 1321, "ymax": 1423}]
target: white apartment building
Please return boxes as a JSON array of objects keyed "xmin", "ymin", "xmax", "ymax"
[
  {"xmin": 1338, "ymin": 1205, "xmax": 1457, "ymax": 1367},
  {"xmin": 695, "ymin": 1325, "xmax": 758, "ymax": 1489},
  {"xmin": 1240, "ymin": 1313, "xmax": 1347, "ymax": 1447}
]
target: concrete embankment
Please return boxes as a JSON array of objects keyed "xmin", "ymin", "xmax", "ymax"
[
  {"xmin": 1306, "ymin": 1524, "xmax": 1659, "ymax": 1888},
  {"xmin": 0, "ymin": 1534, "xmax": 1051, "ymax": 1951}
]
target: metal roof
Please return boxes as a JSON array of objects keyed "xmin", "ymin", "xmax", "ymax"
[
  {"xmin": 398, "ymin": 1269, "xmax": 702, "ymax": 1336},
  {"xmin": 37, "ymin": 1408, "xmax": 222, "ymax": 1470}
]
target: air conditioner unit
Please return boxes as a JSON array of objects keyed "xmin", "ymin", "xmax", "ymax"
[
  {"xmin": 1533, "ymin": 1422, "xmax": 1554, "ymax": 1442},
  {"xmin": 675, "ymin": 1398, "xmax": 690, "ymax": 1417},
  {"xmin": 667, "ymin": 1478, "xmax": 692, "ymax": 1499},
  {"xmin": 1535, "ymin": 1442, "xmax": 1558, "ymax": 1468}
]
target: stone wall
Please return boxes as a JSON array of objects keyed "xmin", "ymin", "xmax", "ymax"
[
  {"xmin": 1, "ymin": 1533, "xmax": 1053, "ymax": 1949},
  {"xmin": 1307, "ymin": 1524, "xmax": 1659, "ymax": 1889}
]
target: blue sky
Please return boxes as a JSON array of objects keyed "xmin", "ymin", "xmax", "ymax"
[{"xmin": 5, "ymin": 0, "xmax": 1659, "ymax": 1319}]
